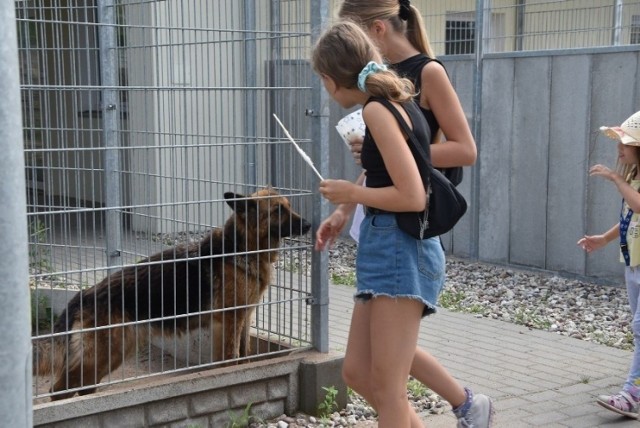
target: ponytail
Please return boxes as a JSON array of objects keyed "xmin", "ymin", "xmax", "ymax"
[
  {"xmin": 404, "ymin": 4, "xmax": 436, "ymax": 58},
  {"xmin": 360, "ymin": 69, "xmax": 415, "ymax": 103},
  {"xmin": 339, "ymin": 0, "xmax": 436, "ymax": 58}
]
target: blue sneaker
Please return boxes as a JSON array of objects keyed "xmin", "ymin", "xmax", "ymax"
[{"xmin": 456, "ymin": 392, "xmax": 494, "ymax": 428}]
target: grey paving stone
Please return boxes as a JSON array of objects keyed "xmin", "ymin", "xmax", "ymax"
[{"xmin": 327, "ymin": 282, "xmax": 639, "ymax": 427}]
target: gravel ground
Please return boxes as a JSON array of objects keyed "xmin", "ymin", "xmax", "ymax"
[
  {"xmin": 261, "ymin": 237, "xmax": 633, "ymax": 428},
  {"xmin": 295, "ymin": 237, "xmax": 632, "ymax": 352}
]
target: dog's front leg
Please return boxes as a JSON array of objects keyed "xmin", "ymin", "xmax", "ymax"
[
  {"xmin": 221, "ymin": 310, "xmax": 247, "ymax": 360},
  {"xmin": 238, "ymin": 306, "xmax": 257, "ymax": 357}
]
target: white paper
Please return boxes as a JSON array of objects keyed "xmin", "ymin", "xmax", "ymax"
[{"xmin": 335, "ymin": 109, "xmax": 366, "ymax": 147}]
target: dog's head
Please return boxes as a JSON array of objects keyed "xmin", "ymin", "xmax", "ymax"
[{"xmin": 224, "ymin": 189, "xmax": 311, "ymax": 245}]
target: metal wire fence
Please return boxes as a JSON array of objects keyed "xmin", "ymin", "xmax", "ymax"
[
  {"xmin": 19, "ymin": 0, "xmax": 319, "ymax": 401},
  {"xmin": 417, "ymin": 0, "xmax": 640, "ymax": 55}
]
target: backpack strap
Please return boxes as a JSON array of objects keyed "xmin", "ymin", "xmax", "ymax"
[{"xmin": 370, "ymin": 97, "xmax": 432, "ymax": 238}]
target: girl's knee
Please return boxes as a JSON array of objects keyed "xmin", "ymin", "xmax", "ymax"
[{"xmin": 342, "ymin": 361, "xmax": 368, "ymax": 391}]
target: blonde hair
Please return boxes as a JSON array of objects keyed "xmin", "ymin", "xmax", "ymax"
[
  {"xmin": 338, "ymin": 0, "xmax": 436, "ymax": 59},
  {"xmin": 311, "ymin": 21, "xmax": 415, "ymax": 103},
  {"xmin": 618, "ymin": 149, "xmax": 640, "ymax": 183}
]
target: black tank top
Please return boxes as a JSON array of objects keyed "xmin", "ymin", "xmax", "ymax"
[
  {"xmin": 360, "ymin": 97, "xmax": 431, "ymax": 189},
  {"xmin": 391, "ymin": 54, "xmax": 441, "ymax": 144},
  {"xmin": 391, "ymin": 54, "xmax": 463, "ymax": 186}
]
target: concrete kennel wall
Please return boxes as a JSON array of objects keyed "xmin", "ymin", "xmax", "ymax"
[{"xmin": 33, "ymin": 352, "xmax": 346, "ymax": 428}]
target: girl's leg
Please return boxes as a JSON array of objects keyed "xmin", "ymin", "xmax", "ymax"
[
  {"xmin": 598, "ymin": 267, "xmax": 640, "ymax": 417},
  {"xmin": 342, "ymin": 301, "xmax": 374, "ymax": 400},
  {"xmin": 624, "ymin": 267, "xmax": 640, "ymax": 396},
  {"xmin": 411, "ymin": 347, "xmax": 467, "ymax": 407},
  {"xmin": 342, "ymin": 298, "xmax": 425, "ymax": 428},
  {"xmin": 368, "ymin": 296, "xmax": 424, "ymax": 428}
]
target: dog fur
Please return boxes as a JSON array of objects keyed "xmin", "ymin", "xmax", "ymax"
[{"xmin": 33, "ymin": 188, "xmax": 311, "ymax": 400}]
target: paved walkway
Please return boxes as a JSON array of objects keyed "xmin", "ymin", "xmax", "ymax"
[{"xmin": 327, "ymin": 282, "xmax": 638, "ymax": 428}]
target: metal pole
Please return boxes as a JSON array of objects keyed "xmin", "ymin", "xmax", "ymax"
[
  {"xmin": 0, "ymin": 3, "xmax": 33, "ymax": 426},
  {"xmin": 309, "ymin": 0, "xmax": 330, "ymax": 353},
  {"xmin": 612, "ymin": 0, "xmax": 623, "ymax": 46},
  {"xmin": 97, "ymin": 0, "xmax": 122, "ymax": 268},
  {"xmin": 269, "ymin": 0, "xmax": 281, "ymax": 188},
  {"xmin": 516, "ymin": 0, "xmax": 525, "ymax": 51},
  {"xmin": 470, "ymin": 0, "xmax": 486, "ymax": 259},
  {"xmin": 244, "ymin": 0, "xmax": 257, "ymax": 190}
]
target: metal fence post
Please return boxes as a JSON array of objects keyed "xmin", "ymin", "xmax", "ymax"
[
  {"xmin": 515, "ymin": 0, "xmax": 525, "ymax": 51},
  {"xmin": 612, "ymin": 0, "xmax": 623, "ymax": 46},
  {"xmin": 310, "ymin": 0, "xmax": 330, "ymax": 353},
  {"xmin": 0, "ymin": 3, "xmax": 32, "ymax": 426},
  {"xmin": 244, "ymin": 0, "xmax": 257, "ymax": 189},
  {"xmin": 98, "ymin": 0, "xmax": 123, "ymax": 268},
  {"xmin": 470, "ymin": 0, "xmax": 487, "ymax": 259}
]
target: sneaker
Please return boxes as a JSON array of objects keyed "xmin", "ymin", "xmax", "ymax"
[
  {"xmin": 456, "ymin": 392, "xmax": 494, "ymax": 428},
  {"xmin": 596, "ymin": 391, "xmax": 639, "ymax": 419}
]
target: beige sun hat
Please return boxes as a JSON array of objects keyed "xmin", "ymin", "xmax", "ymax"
[{"xmin": 600, "ymin": 110, "xmax": 640, "ymax": 146}]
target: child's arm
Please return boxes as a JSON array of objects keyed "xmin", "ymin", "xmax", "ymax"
[
  {"xmin": 589, "ymin": 164, "xmax": 640, "ymax": 212},
  {"xmin": 315, "ymin": 172, "xmax": 365, "ymax": 251},
  {"xmin": 319, "ymin": 102, "xmax": 427, "ymax": 212},
  {"xmin": 577, "ymin": 223, "xmax": 619, "ymax": 253}
]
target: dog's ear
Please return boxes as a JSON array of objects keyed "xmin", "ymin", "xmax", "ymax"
[{"xmin": 224, "ymin": 192, "xmax": 256, "ymax": 214}]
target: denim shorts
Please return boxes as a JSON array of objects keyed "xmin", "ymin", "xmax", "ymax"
[{"xmin": 355, "ymin": 212, "xmax": 446, "ymax": 317}]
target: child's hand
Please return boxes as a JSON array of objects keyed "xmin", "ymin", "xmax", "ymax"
[
  {"xmin": 315, "ymin": 210, "xmax": 348, "ymax": 251},
  {"xmin": 589, "ymin": 164, "xmax": 617, "ymax": 182},
  {"xmin": 319, "ymin": 179, "xmax": 355, "ymax": 205},
  {"xmin": 577, "ymin": 235, "xmax": 608, "ymax": 253},
  {"xmin": 348, "ymin": 135, "xmax": 364, "ymax": 165}
]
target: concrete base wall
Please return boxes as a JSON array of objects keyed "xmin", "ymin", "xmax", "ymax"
[{"xmin": 33, "ymin": 351, "xmax": 346, "ymax": 427}]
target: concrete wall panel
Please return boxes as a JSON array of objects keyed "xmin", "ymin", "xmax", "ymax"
[
  {"xmin": 546, "ymin": 54, "xmax": 591, "ymax": 275},
  {"xmin": 442, "ymin": 58, "xmax": 476, "ymax": 257},
  {"xmin": 478, "ymin": 58, "xmax": 515, "ymax": 263},
  {"xmin": 509, "ymin": 56, "xmax": 551, "ymax": 268}
]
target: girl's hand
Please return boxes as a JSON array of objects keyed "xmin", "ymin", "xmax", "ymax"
[
  {"xmin": 589, "ymin": 164, "xmax": 617, "ymax": 182},
  {"xmin": 315, "ymin": 210, "xmax": 349, "ymax": 251},
  {"xmin": 577, "ymin": 235, "xmax": 608, "ymax": 253},
  {"xmin": 348, "ymin": 135, "xmax": 364, "ymax": 165},
  {"xmin": 319, "ymin": 179, "xmax": 355, "ymax": 205}
]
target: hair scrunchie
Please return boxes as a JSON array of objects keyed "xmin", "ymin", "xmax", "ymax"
[
  {"xmin": 399, "ymin": 0, "xmax": 411, "ymax": 21},
  {"xmin": 357, "ymin": 61, "xmax": 388, "ymax": 92}
]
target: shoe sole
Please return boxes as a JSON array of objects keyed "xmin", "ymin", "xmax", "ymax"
[
  {"xmin": 488, "ymin": 398, "xmax": 495, "ymax": 427},
  {"xmin": 596, "ymin": 399, "xmax": 639, "ymax": 419}
]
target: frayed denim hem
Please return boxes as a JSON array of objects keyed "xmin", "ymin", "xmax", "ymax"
[{"xmin": 354, "ymin": 290, "xmax": 438, "ymax": 317}]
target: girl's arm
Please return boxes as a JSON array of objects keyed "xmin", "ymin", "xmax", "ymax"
[
  {"xmin": 577, "ymin": 223, "xmax": 619, "ymax": 253},
  {"xmin": 589, "ymin": 164, "xmax": 640, "ymax": 212},
  {"xmin": 334, "ymin": 171, "xmax": 365, "ymax": 217},
  {"xmin": 315, "ymin": 171, "xmax": 365, "ymax": 251},
  {"xmin": 355, "ymin": 101, "xmax": 426, "ymax": 212},
  {"xmin": 318, "ymin": 102, "xmax": 426, "ymax": 212},
  {"xmin": 610, "ymin": 175, "xmax": 640, "ymax": 213},
  {"xmin": 419, "ymin": 61, "xmax": 477, "ymax": 168}
]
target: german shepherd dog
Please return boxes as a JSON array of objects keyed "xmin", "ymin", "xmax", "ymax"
[{"xmin": 33, "ymin": 188, "xmax": 311, "ymax": 400}]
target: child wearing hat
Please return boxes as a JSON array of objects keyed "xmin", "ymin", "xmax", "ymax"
[{"xmin": 578, "ymin": 110, "xmax": 640, "ymax": 418}]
